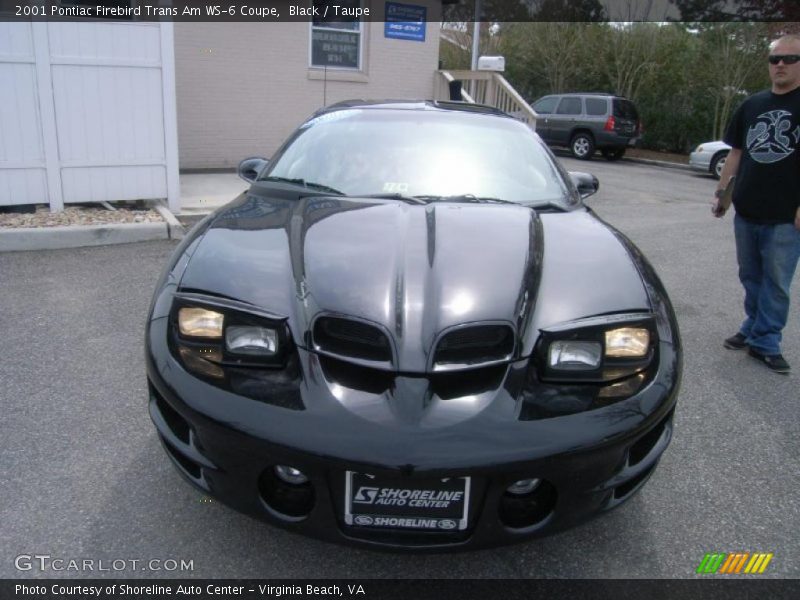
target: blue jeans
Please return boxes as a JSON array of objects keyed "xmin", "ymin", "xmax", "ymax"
[{"xmin": 734, "ymin": 214, "xmax": 800, "ymax": 355}]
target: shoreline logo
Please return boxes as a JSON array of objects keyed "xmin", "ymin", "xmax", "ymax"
[
  {"xmin": 353, "ymin": 487, "xmax": 379, "ymax": 504},
  {"xmin": 696, "ymin": 552, "xmax": 773, "ymax": 575}
]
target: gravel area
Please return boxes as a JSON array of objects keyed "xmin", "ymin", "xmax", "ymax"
[{"xmin": 0, "ymin": 204, "xmax": 164, "ymax": 228}]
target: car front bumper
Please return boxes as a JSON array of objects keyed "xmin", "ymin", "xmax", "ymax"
[
  {"xmin": 146, "ymin": 316, "xmax": 679, "ymax": 551},
  {"xmin": 689, "ymin": 151, "xmax": 712, "ymax": 172}
]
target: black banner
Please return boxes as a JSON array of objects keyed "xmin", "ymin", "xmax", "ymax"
[
  {"xmin": 1, "ymin": 0, "xmax": 799, "ymax": 22},
  {"xmin": 2, "ymin": 579, "xmax": 800, "ymax": 600}
]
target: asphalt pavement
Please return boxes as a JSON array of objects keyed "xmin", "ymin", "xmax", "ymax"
[{"xmin": 1, "ymin": 159, "xmax": 798, "ymax": 579}]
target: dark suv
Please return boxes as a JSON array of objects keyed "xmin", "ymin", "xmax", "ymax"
[{"xmin": 532, "ymin": 93, "xmax": 642, "ymax": 160}]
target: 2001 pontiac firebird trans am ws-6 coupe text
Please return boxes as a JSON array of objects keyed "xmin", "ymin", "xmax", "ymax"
[{"xmin": 145, "ymin": 100, "xmax": 681, "ymax": 551}]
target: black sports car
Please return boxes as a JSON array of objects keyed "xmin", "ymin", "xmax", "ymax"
[{"xmin": 146, "ymin": 100, "xmax": 681, "ymax": 551}]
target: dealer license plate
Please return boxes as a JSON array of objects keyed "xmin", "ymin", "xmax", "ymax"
[{"xmin": 344, "ymin": 471, "xmax": 470, "ymax": 531}]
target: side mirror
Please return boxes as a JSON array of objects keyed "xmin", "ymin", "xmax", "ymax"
[
  {"xmin": 569, "ymin": 171, "xmax": 599, "ymax": 199},
  {"xmin": 237, "ymin": 157, "xmax": 269, "ymax": 183}
]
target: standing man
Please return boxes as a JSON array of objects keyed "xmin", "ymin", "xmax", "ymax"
[{"xmin": 713, "ymin": 34, "xmax": 800, "ymax": 374}]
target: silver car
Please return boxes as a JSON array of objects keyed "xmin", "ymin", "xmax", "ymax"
[{"xmin": 689, "ymin": 140, "xmax": 731, "ymax": 179}]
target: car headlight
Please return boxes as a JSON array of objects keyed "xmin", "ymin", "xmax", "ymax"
[
  {"xmin": 170, "ymin": 296, "xmax": 289, "ymax": 379},
  {"xmin": 605, "ymin": 327, "xmax": 649, "ymax": 358},
  {"xmin": 226, "ymin": 325, "xmax": 278, "ymax": 356},
  {"xmin": 178, "ymin": 307, "xmax": 224, "ymax": 338},
  {"xmin": 537, "ymin": 314, "xmax": 656, "ymax": 383},
  {"xmin": 548, "ymin": 341, "xmax": 601, "ymax": 370}
]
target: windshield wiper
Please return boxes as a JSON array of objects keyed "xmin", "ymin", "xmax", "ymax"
[
  {"xmin": 357, "ymin": 193, "xmax": 428, "ymax": 205},
  {"xmin": 260, "ymin": 176, "xmax": 344, "ymax": 196},
  {"xmin": 416, "ymin": 194, "xmax": 518, "ymax": 205}
]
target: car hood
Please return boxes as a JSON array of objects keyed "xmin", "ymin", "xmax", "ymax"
[{"xmin": 178, "ymin": 191, "xmax": 649, "ymax": 372}]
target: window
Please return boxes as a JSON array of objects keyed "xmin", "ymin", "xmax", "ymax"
[
  {"xmin": 585, "ymin": 98, "xmax": 608, "ymax": 116},
  {"xmin": 310, "ymin": 0, "xmax": 363, "ymax": 70},
  {"xmin": 613, "ymin": 99, "xmax": 639, "ymax": 121},
  {"xmin": 556, "ymin": 97, "xmax": 582, "ymax": 115},
  {"xmin": 533, "ymin": 97, "xmax": 558, "ymax": 115}
]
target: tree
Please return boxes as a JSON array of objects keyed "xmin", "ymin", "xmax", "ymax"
[
  {"xmin": 671, "ymin": 0, "xmax": 800, "ymax": 20},
  {"xmin": 498, "ymin": 22, "xmax": 591, "ymax": 96},
  {"xmin": 698, "ymin": 23, "xmax": 770, "ymax": 139},
  {"xmin": 598, "ymin": 23, "xmax": 663, "ymax": 100}
]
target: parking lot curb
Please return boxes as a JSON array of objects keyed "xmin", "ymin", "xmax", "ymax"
[
  {"xmin": 154, "ymin": 203, "xmax": 186, "ymax": 240},
  {"xmin": 624, "ymin": 157, "xmax": 694, "ymax": 172},
  {"xmin": 0, "ymin": 222, "xmax": 169, "ymax": 252}
]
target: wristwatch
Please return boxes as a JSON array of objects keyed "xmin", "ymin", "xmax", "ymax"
[{"xmin": 714, "ymin": 188, "xmax": 725, "ymax": 199}]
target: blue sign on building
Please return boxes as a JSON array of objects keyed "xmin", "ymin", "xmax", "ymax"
[{"xmin": 384, "ymin": 2, "xmax": 427, "ymax": 42}]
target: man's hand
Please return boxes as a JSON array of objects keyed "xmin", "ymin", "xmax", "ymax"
[
  {"xmin": 712, "ymin": 148, "xmax": 741, "ymax": 220},
  {"xmin": 711, "ymin": 198, "xmax": 732, "ymax": 217},
  {"xmin": 711, "ymin": 196, "xmax": 727, "ymax": 218},
  {"xmin": 795, "ymin": 206, "xmax": 800, "ymax": 230}
]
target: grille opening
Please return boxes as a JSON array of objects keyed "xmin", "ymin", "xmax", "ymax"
[
  {"xmin": 614, "ymin": 463, "xmax": 656, "ymax": 499},
  {"xmin": 629, "ymin": 410, "xmax": 672, "ymax": 466},
  {"xmin": 319, "ymin": 356, "xmax": 394, "ymax": 395},
  {"xmin": 259, "ymin": 467, "xmax": 315, "ymax": 520},
  {"xmin": 162, "ymin": 438, "xmax": 202, "ymax": 479},
  {"xmin": 151, "ymin": 383, "xmax": 190, "ymax": 445},
  {"xmin": 434, "ymin": 325, "xmax": 514, "ymax": 366},
  {"xmin": 314, "ymin": 317, "xmax": 392, "ymax": 362},
  {"xmin": 431, "ymin": 364, "xmax": 507, "ymax": 400},
  {"xmin": 499, "ymin": 479, "xmax": 557, "ymax": 529}
]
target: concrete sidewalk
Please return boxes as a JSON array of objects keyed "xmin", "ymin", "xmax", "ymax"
[{"xmin": 179, "ymin": 171, "xmax": 248, "ymax": 215}]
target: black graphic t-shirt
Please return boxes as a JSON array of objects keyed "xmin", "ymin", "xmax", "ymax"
[{"xmin": 724, "ymin": 86, "xmax": 800, "ymax": 223}]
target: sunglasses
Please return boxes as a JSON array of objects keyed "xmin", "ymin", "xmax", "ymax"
[{"xmin": 768, "ymin": 54, "xmax": 800, "ymax": 65}]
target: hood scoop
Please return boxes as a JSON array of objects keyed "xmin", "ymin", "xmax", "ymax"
[
  {"xmin": 431, "ymin": 324, "xmax": 515, "ymax": 372},
  {"xmin": 312, "ymin": 316, "xmax": 394, "ymax": 368}
]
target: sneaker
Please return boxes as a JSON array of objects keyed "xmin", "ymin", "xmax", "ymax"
[
  {"xmin": 747, "ymin": 348, "xmax": 790, "ymax": 374},
  {"xmin": 723, "ymin": 333, "xmax": 748, "ymax": 350}
]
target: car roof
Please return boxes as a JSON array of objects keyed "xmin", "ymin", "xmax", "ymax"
[
  {"xmin": 311, "ymin": 99, "xmax": 515, "ymax": 120},
  {"xmin": 538, "ymin": 93, "xmax": 630, "ymax": 100}
]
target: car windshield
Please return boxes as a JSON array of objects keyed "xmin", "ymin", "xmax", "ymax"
[{"xmin": 261, "ymin": 108, "xmax": 574, "ymax": 208}]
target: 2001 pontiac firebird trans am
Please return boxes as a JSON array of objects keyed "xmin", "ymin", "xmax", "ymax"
[{"xmin": 146, "ymin": 100, "xmax": 681, "ymax": 550}]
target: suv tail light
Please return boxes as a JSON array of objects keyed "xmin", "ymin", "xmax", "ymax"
[{"xmin": 604, "ymin": 116, "xmax": 616, "ymax": 132}]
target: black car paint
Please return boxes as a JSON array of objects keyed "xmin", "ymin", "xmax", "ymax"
[{"xmin": 146, "ymin": 102, "xmax": 681, "ymax": 550}]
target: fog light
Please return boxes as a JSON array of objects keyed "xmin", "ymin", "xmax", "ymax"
[
  {"xmin": 260, "ymin": 467, "xmax": 315, "ymax": 520},
  {"xmin": 274, "ymin": 465, "xmax": 308, "ymax": 485},
  {"xmin": 499, "ymin": 479, "xmax": 558, "ymax": 529},
  {"xmin": 507, "ymin": 478, "xmax": 541, "ymax": 495}
]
